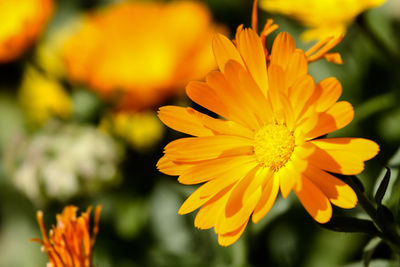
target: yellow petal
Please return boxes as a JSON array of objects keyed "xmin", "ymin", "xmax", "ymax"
[
  {"xmin": 277, "ymin": 156, "xmax": 307, "ymax": 198},
  {"xmin": 311, "ymin": 138, "xmax": 379, "ymax": 161},
  {"xmin": 267, "ymin": 65, "xmax": 287, "ymax": 122},
  {"xmin": 307, "ymin": 138, "xmax": 379, "ymax": 175},
  {"xmin": 277, "ymin": 163, "xmax": 297, "ymax": 199},
  {"xmin": 270, "ymin": 32, "xmax": 296, "ymax": 70},
  {"xmin": 267, "ymin": 64, "xmax": 299, "ymax": 127},
  {"xmin": 159, "ymin": 105, "xmax": 253, "ymax": 139},
  {"xmin": 218, "ymin": 219, "xmax": 248, "ymax": 247},
  {"xmin": 295, "ymin": 176, "xmax": 332, "ymax": 223},
  {"xmin": 206, "ymin": 70, "xmax": 259, "ymax": 129},
  {"xmin": 268, "ymin": 64, "xmax": 286, "ymax": 96},
  {"xmin": 186, "ymin": 81, "xmax": 229, "ymax": 118},
  {"xmin": 158, "ymin": 106, "xmax": 213, "ymax": 137},
  {"xmin": 285, "ymin": 50, "xmax": 308, "ymax": 86},
  {"xmin": 199, "ymin": 116, "xmax": 254, "ymax": 139},
  {"xmin": 212, "ymin": 33, "xmax": 245, "ymax": 72},
  {"xmin": 164, "ymin": 135, "xmax": 253, "ymax": 163},
  {"xmin": 216, "ymin": 189, "xmax": 260, "ymax": 235},
  {"xmin": 236, "ymin": 28, "xmax": 269, "ymax": 94},
  {"xmin": 278, "ymin": 93, "xmax": 296, "ymax": 130},
  {"xmin": 179, "ymin": 173, "xmax": 240, "ymax": 217},
  {"xmin": 305, "ymin": 101, "xmax": 354, "ymax": 139},
  {"xmin": 295, "ymin": 105, "xmax": 319, "ymax": 136},
  {"xmin": 252, "ymin": 171, "xmax": 279, "ymax": 223},
  {"xmin": 223, "ymin": 60, "xmax": 273, "ymax": 126},
  {"xmin": 215, "ymin": 167, "xmax": 262, "ymax": 234},
  {"xmin": 178, "ymin": 155, "xmax": 257, "ymax": 185},
  {"xmin": 308, "ymin": 148, "xmax": 363, "ymax": 175},
  {"xmin": 288, "ymin": 74, "xmax": 315, "ymax": 119},
  {"xmin": 196, "ymin": 160, "xmax": 257, "ymax": 199},
  {"xmin": 178, "ymin": 185, "xmax": 212, "ymax": 215},
  {"xmin": 315, "ymin": 77, "xmax": 342, "ymax": 112},
  {"xmin": 156, "ymin": 155, "xmax": 193, "ymax": 176},
  {"xmin": 304, "ymin": 165, "xmax": 357, "ymax": 209},
  {"xmin": 194, "ymin": 187, "xmax": 231, "ymax": 230}
]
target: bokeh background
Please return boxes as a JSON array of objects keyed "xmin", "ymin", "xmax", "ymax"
[{"xmin": 0, "ymin": 0, "xmax": 399, "ymax": 266}]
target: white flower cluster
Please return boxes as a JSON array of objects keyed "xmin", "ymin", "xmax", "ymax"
[{"xmin": 7, "ymin": 121, "xmax": 123, "ymax": 204}]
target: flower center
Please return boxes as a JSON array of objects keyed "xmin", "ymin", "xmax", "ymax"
[{"xmin": 253, "ymin": 124, "xmax": 295, "ymax": 171}]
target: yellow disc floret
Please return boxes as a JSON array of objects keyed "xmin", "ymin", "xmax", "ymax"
[{"xmin": 253, "ymin": 123, "xmax": 295, "ymax": 171}]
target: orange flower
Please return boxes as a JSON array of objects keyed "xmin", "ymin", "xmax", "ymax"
[
  {"xmin": 0, "ymin": 0, "xmax": 52, "ymax": 63},
  {"xmin": 63, "ymin": 1, "xmax": 223, "ymax": 111},
  {"xmin": 157, "ymin": 3, "xmax": 379, "ymax": 246},
  {"xmin": 31, "ymin": 205, "xmax": 101, "ymax": 267}
]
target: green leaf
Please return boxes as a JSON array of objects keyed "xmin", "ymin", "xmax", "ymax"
[
  {"xmin": 363, "ymin": 237, "xmax": 381, "ymax": 267},
  {"xmin": 350, "ymin": 175, "xmax": 365, "ymax": 193},
  {"xmin": 376, "ymin": 205, "xmax": 396, "ymax": 234},
  {"xmin": 319, "ymin": 216, "xmax": 380, "ymax": 236},
  {"xmin": 377, "ymin": 205, "xmax": 395, "ymax": 224},
  {"xmin": 389, "ymin": 147, "xmax": 400, "ymax": 168},
  {"xmin": 375, "ymin": 167, "xmax": 391, "ymax": 206},
  {"xmin": 374, "ymin": 147, "xmax": 400, "ymax": 214}
]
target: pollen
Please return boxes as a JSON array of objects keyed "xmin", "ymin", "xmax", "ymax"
[{"xmin": 253, "ymin": 123, "xmax": 295, "ymax": 171}]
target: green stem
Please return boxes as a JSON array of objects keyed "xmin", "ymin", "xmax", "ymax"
[{"xmin": 347, "ymin": 176, "xmax": 400, "ymax": 253}]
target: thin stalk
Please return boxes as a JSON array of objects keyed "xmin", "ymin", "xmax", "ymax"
[
  {"xmin": 347, "ymin": 176, "xmax": 400, "ymax": 253},
  {"xmin": 348, "ymin": 177, "xmax": 378, "ymax": 222}
]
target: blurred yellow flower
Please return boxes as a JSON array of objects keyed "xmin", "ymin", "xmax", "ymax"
[
  {"xmin": 63, "ymin": 1, "xmax": 224, "ymax": 111},
  {"xmin": 101, "ymin": 111, "xmax": 164, "ymax": 151},
  {"xmin": 19, "ymin": 66, "xmax": 72, "ymax": 124},
  {"xmin": 0, "ymin": 0, "xmax": 53, "ymax": 63},
  {"xmin": 32, "ymin": 205, "xmax": 101, "ymax": 267},
  {"xmin": 157, "ymin": 4, "xmax": 379, "ymax": 246},
  {"xmin": 260, "ymin": 0, "xmax": 386, "ymax": 41}
]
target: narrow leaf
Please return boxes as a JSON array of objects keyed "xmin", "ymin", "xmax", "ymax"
[
  {"xmin": 376, "ymin": 205, "xmax": 396, "ymax": 233},
  {"xmin": 319, "ymin": 216, "xmax": 380, "ymax": 236},
  {"xmin": 363, "ymin": 237, "xmax": 381, "ymax": 267},
  {"xmin": 375, "ymin": 167, "xmax": 391, "ymax": 206}
]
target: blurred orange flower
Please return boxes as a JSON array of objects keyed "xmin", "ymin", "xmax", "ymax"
[
  {"xmin": 0, "ymin": 0, "xmax": 53, "ymax": 63},
  {"xmin": 63, "ymin": 1, "xmax": 224, "ymax": 111},
  {"xmin": 32, "ymin": 205, "xmax": 101, "ymax": 267},
  {"xmin": 157, "ymin": 4, "xmax": 379, "ymax": 246}
]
